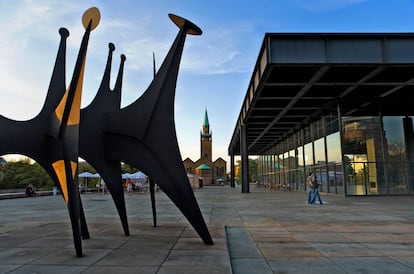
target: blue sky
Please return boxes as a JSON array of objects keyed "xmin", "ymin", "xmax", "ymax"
[{"xmin": 1, "ymin": 0, "xmax": 414, "ymax": 166}]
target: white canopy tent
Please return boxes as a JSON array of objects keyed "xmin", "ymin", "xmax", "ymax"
[
  {"xmin": 123, "ymin": 171, "xmax": 148, "ymax": 191},
  {"xmin": 78, "ymin": 172, "xmax": 100, "ymax": 190}
]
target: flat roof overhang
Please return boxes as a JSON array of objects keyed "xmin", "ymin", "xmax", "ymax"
[{"xmin": 228, "ymin": 33, "xmax": 414, "ymax": 156}]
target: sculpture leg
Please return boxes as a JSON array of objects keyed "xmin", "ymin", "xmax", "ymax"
[
  {"xmin": 95, "ymin": 161, "xmax": 130, "ymax": 236},
  {"xmin": 79, "ymin": 193, "xmax": 90, "ymax": 239},
  {"xmin": 105, "ymin": 179, "xmax": 130, "ymax": 236},
  {"xmin": 149, "ymin": 178, "xmax": 157, "ymax": 227},
  {"xmin": 67, "ymin": 178, "xmax": 83, "ymax": 257}
]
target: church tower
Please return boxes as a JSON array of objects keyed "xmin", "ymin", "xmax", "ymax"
[
  {"xmin": 200, "ymin": 109, "xmax": 212, "ymax": 161},
  {"xmin": 182, "ymin": 108, "xmax": 227, "ymax": 187}
]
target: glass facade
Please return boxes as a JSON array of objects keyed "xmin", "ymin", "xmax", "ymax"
[
  {"xmin": 326, "ymin": 132, "xmax": 343, "ymax": 194},
  {"xmin": 257, "ymin": 113, "xmax": 414, "ymax": 196},
  {"xmin": 383, "ymin": 117, "xmax": 409, "ymax": 194}
]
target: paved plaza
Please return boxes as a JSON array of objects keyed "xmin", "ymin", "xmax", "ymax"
[{"xmin": 0, "ymin": 185, "xmax": 413, "ymax": 273}]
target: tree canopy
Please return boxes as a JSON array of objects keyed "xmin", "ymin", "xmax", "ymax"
[
  {"xmin": 0, "ymin": 160, "xmax": 54, "ymax": 190},
  {"xmin": 0, "ymin": 158, "xmax": 140, "ymax": 190},
  {"xmin": 235, "ymin": 158, "xmax": 258, "ymax": 183}
]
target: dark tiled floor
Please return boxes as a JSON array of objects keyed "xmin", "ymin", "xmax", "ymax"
[{"xmin": 0, "ymin": 186, "xmax": 414, "ymax": 273}]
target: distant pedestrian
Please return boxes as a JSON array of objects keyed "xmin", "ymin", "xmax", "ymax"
[
  {"xmin": 78, "ymin": 183, "xmax": 85, "ymax": 194},
  {"xmin": 126, "ymin": 178, "xmax": 133, "ymax": 195},
  {"xmin": 306, "ymin": 172, "xmax": 314, "ymax": 204},
  {"xmin": 310, "ymin": 175, "xmax": 323, "ymax": 205},
  {"xmin": 100, "ymin": 179, "xmax": 106, "ymax": 194},
  {"xmin": 25, "ymin": 184, "xmax": 35, "ymax": 197}
]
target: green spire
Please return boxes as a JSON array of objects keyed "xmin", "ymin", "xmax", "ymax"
[
  {"xmin": 203, "ymin": 108, "xmax": 209, "ymax": 127},
  {"xmin": 201, "ymin": 108, "xmax": 211, "ymax": 137}
]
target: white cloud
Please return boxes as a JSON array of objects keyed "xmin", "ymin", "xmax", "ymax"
[
  {"xmin": 0, "ymin": 1, "xmax": 92, "ymax": 119},
  {"xmin": 177, "ymin": 21, "xmax": 260, "ymax": 75}
]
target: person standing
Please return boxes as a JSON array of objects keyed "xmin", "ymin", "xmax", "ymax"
[
  {"xmin": 126, "ymin": 178, "xmax": 133, "ymax": 195},
  {"xmin": 306, "ymin": 172, "xmax": 314, "ymax": 204},
  {"xmin": 100, "ymin": 179, "xmax": 106, "ymax": 194},
  {"xmin": 310, "ymin": 175, "xmax": 323, "ymax": 205},
  {"xmin": 25, "ymin": 184, "xmax": 35, "ymax": 197}
]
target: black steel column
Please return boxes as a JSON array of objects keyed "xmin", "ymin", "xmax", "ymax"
[
  {"xmin": 403, "ymin": 116, "xmax": 414, "ymax": 193},
  {"xmin": 230, "ymin": 152, "xmax": 235, "ymax": 188},
  {"xmin": 240, "ymin": 124, "xmax": 250, "ymax": 193},
  {"xmin": 337, "ymin": 102, "xmax": 347, "ymax": 196}
]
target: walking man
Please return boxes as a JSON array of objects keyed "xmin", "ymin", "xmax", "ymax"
[{"xmin": 310, "ymin": 175, "xmax": 323, "ymax": 205}]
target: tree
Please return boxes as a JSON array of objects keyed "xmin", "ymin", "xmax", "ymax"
[
  {"xmin": 121, "ymin": 162, "xmax": 138, "ymax": 174},
  {"xmin": 78, "ymin": 161, "xmax": 97, "ymax": 174},
  {"xmin": 0, "ymin": 160, "xmax": 53, "ymax": 190},
  {"xmin": 235, "ymin": 158, "xmax": 258, "ymax": 183},
  {"xmin": 20, "ymin": 162, "xmax": 54, "ymax": 190},
  {"xmin": 78, "ymin": 161, "xmax": 138, "ymax": 174}
]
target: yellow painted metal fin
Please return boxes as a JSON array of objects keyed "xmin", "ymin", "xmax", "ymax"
[
  {"xmin": 54, "ymin": 90, "xmax": 68, "ymax": 123},
  {"xmin": 71, "ymin": 161, "xmax": 77, "ymax": 179},
  {"xmin": 54, "ymin": 52, "xmax": 85, "ymax": 126},
  {"xmin": 52, "ymin": 160, "xmax": 69, "ymax": 204},
  {"xmin": 68, "ymin": 62, "xmax": 84, "ymax": 125}
]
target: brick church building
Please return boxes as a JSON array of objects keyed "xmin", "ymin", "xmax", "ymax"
[{"xmin": 183, "ymin": 109, "xmax": 227, "ymax": 185}]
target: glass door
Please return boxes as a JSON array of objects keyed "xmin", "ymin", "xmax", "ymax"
[{"xmin": 344, "ymin": 154, "xmax": 367, "ymax": 195}]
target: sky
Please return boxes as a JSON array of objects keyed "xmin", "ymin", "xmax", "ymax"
[{"xmin": 1, "ymin": 0, "xmax": 414, "ymax": 167}]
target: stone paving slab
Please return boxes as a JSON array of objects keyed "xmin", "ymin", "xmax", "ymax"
[
  {"xmin": 226, "ymin": 226, "xmax": 272, "ymax": 274},
  {"xmin": 0, "ymin": 186, "xmax": 413, "ymax": 273}
]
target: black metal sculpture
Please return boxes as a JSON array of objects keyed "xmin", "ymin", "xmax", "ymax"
[
  {"xmin": 102, "ymin": 14, "xmax": 213, "ymax": 245},
  {"xmin": 0, "ymin": 7, "xmax": 213, "ymax": 257},
  {"xmin": 79, "ymin": 42, "xmax": 129, "ymax": 237},
  {"xmin": 0, "ymin": 7, "xmax": 101, "ymax": 257}
]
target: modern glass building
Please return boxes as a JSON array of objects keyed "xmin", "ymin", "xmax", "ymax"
[{"xmin": 228, "ymin": 33, "xmax": 414, "ymax": 196}]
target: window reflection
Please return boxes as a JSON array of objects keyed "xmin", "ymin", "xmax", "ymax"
[
  {"xmin": 326, "ymin": 132, "xmax": 343, "ymax": 194},
  {"xmin": 383, "ymin": 117, "xmax": 408, "ymax": 194},
  {"xmin": 257, "ymin": 114, "xmax": 413, "ymax": 196},
  {"xmin": 342, "ymin": 117, "xmax": 383, "ymax": 195},
  {"xmin": 304, "ymin": 143, "xmax": 313, "ymax": 167}
]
